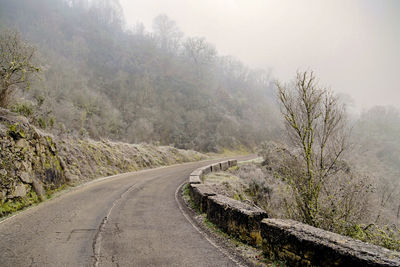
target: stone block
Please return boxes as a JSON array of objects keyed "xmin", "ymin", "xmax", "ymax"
[
  {"xmin": 211, "ymin": 163, "xmax": 220, "ymax": 172},
  {"xmin": 189, "ymin": 184, "xmax": 216, "ymax": 213},
  {"xmin": 260, "ymin": 218, "xmax": 400, "ymax": 267},
  {"xmin": 200, "ymin": 165, "xmax": 211, "ymax": 175},
  {"xmin": 206, "ymin": 194, "xmax": 267, "ymax": 246},
  {"xmin": 190, "ymin": 168, "xmax": 203, "ymax": 177},
  {"xmin": 32, "ymin": 178, "xmax": 45, "ymax": 200},
  {"xmin": 9, "ymin": 183, "xmax": 26, "ymax": 198},
  {"xmin": 228, "ymin": 160, "xmax": 237, "ymax": 167},
  {"xmin": 19, "ymin": 172, "xmax": 32, "ymax": 184},
  {"xmin": 189, "ymin": 175, "xmax": 201, "ymax": 184},
  {"xmin": 220, "ymin": 161, "xmax": 229, "ymax": 171}
]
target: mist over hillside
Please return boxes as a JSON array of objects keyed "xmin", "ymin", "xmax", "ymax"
[
  {"xmin": 0, "ymin": 0, "xmax": 398, "ymax": 193},
  {"xmin": 0, "ymin": 0, "xmax": 399, "ymax": 258},
  {"xmin": 0, "ymin": 0, "xmax": 281, "ymax": 152},
  {"xmin": 1, "ymin": 0, "xmax": 399, "ymax": 187}
]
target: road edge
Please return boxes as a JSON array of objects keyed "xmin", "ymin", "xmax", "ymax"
[{"xmin": 175, "ymin": 181, "xmax": 260, "ymax": 267}]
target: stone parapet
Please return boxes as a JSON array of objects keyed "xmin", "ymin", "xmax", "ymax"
[{"xmin": 187, "ymin": 159, "xmax": 400, "ymax": 266}]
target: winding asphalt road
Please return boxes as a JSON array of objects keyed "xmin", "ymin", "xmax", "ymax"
[{"xmin": 0, "ymin": 156, "xmax": 253, "ymax": 266}]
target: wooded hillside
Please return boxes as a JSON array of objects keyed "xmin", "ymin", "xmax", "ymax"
[{"xmin": 0, "ymin": 0, "xmax": 281, "ymax": 152}]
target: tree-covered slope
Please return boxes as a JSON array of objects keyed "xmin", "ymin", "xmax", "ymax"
[{"xmin": 0, "ymin": 0, "xmax": 281, "ymax": 152}]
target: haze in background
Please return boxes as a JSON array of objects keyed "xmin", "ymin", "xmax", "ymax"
[{"xmin": 120, "ymin": 0, "xmax": 400, "ymax": 111}]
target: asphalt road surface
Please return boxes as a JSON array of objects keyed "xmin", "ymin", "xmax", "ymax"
[{"xmin": 0, "ymin": 155, "xmax": 254, "ymax": 266}]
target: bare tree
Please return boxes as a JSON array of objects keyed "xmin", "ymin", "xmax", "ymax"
[
  {"xmin": 152, "ymin": 14, "xmax": 183, "ymax": 52},
  {"xmin": 0, "ymin": 29, "xmax": 40, "ymax": 107},
  {"xmin": 276, "ymin": 70, "xmax": 350, "ymax": 226},
  {"xmin": 89, "ymin": 0, "xmax": 124, "ymax": 27},
  {"xmin": 183, "ymin": 37, "xmax": 216, "ymax": 66}
]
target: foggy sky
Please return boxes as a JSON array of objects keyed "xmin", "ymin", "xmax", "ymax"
[{"xmin": 120, "ymin": 0, "xmax": 400, "ymax": 111}]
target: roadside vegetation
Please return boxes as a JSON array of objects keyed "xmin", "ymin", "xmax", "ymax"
[
  {"xmin": 1, "ymin": 0, "xmax": 399, "ymax": 252},
  {"xmin": 203, "ymin": 71, "xmax": 400, "ymax": 251}
]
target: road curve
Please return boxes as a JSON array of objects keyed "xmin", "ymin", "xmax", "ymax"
[{"xmin": 0, "ymin": 155, "xmax": 254, "ymax": 266}]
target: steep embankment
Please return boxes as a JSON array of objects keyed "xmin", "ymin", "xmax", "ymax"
[{"xmin": 0, "ymin": 108, "xmax": 206, "ymax": 217}]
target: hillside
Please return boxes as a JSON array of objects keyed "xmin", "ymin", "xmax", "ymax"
[
  {"xmin": 0, "ymin": 108, "xmax": 206, "ymax": 217},
  {"xmin": 1, "ymin": 0, "xmax": 399, "ymax": 245},
  {"xmin": 0, "ymin": 0, "xmax": 281, "ymax": 152}
]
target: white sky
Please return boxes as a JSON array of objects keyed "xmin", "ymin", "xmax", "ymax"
[{"xmin": 120, "ymin": 0, "xmax": 400, "ymax": 111}]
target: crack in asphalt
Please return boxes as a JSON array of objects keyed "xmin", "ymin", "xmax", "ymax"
[
  {"xmin": 91, "ymin": 174, "xmax": 164, "ymax": 267},
  {"xmin": 92, "ymin": 183, "xmax": 138, "ymax": 267}
]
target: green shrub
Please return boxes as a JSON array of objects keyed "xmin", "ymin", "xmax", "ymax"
[
  {"xmin": 347, "ymin": 224, "xmax": 400, "ymax": 252},
  {"xmin": 8, "ymin": 123, "xmax": 26, "ymax": 139},
  {"xmin": 11, "ymin": 103, "xmax": 34, "ymax": 117}
]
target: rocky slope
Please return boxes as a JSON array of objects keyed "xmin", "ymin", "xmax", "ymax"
[{"xmin": 0, "ymin": 108, "xmax": 206, "ymax": 217}]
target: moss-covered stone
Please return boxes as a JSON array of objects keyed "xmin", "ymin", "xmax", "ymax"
[
  {"xmin": 8, "ymin": 123, "xmax": 26, "ymax": 140},
  {"xmin": 0, "ymin": 190, "xmax": 40, "ymax": 217}
]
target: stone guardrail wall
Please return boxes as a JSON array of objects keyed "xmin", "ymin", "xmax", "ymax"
[{"xmin": 187, "ymin": 160, "xmax": 400, "ymax": 267}]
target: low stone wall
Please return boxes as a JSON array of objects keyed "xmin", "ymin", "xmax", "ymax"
[
  {"xmin": 187, "ymin": 160, "xmax": 400, "ymax": 266},
  {"xmin": 189, "ymin": 184, "xmax": 215, "ymax": 213},
  {"xmin": 188, "ymin": 160, "xmax": 267, "ymax": 246},
  {"xmin": 206, "ymin": 194, "xmax": 266, "ymax": 245},
  {"xmin": 210, "ymin": 163, "xmax": 221, "ymax": 172},
  {"xmin": 261, "ymin": 219, "xmax": 400, "ymax": 267}
]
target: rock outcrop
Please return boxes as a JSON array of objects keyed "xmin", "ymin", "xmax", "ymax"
[
  {"xmin": 0, "ymin": 108, "xmax": 206, "ymax": 217},
  {"xmin": 0, "ymin": 108, "xmax": 64, "ymax": 216}
]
